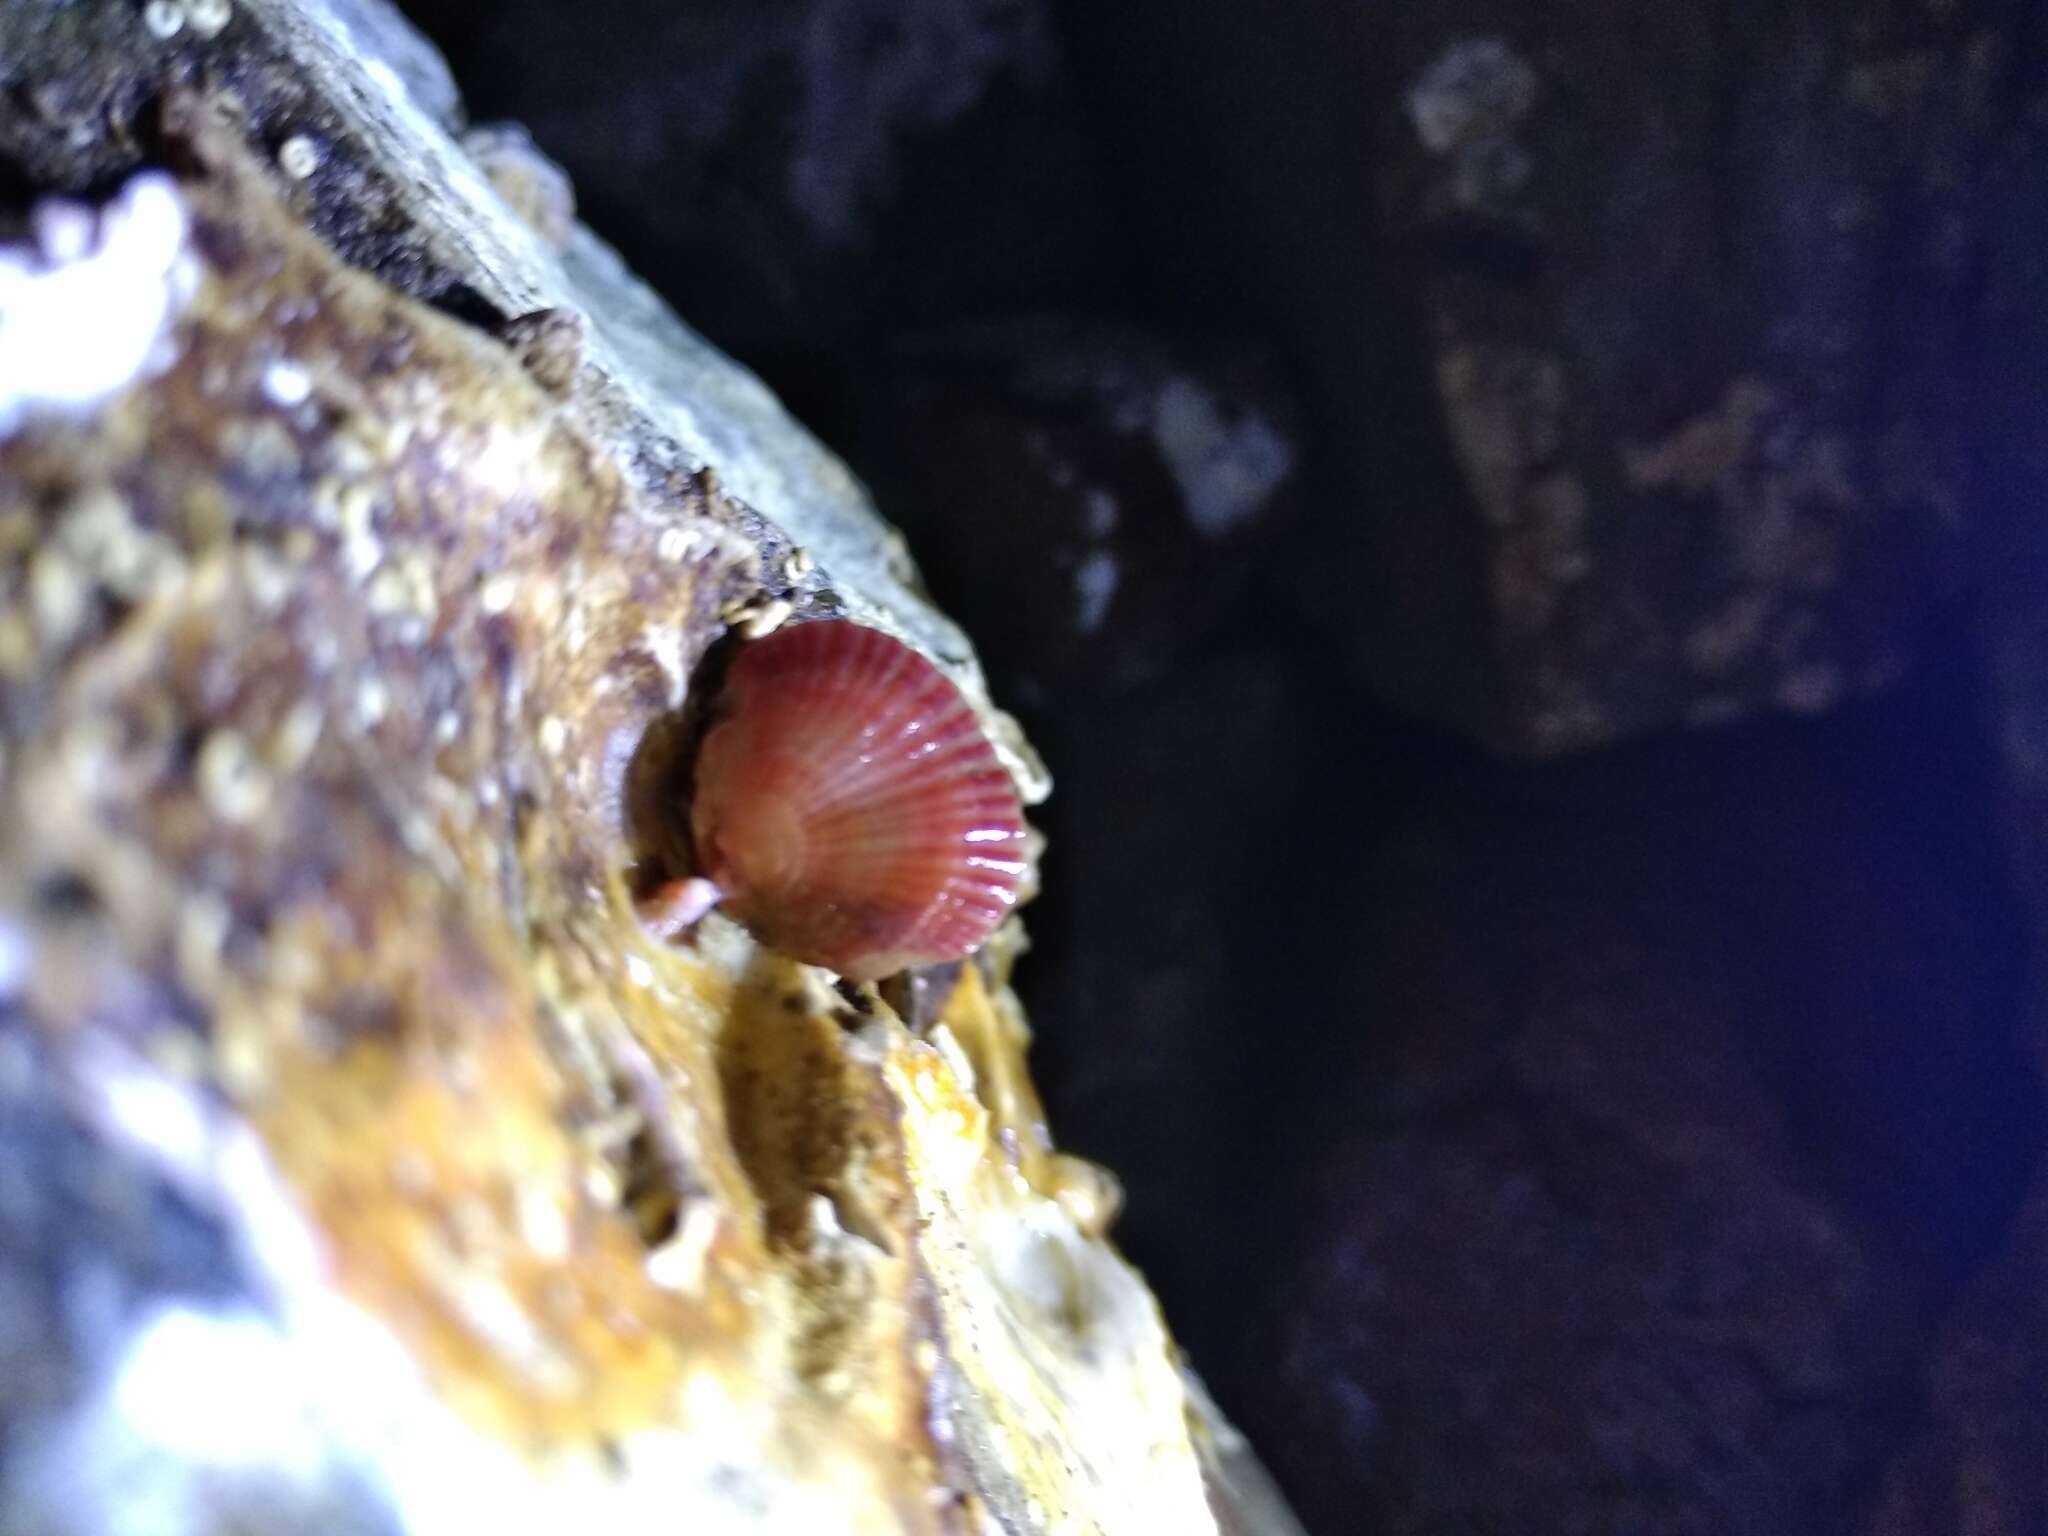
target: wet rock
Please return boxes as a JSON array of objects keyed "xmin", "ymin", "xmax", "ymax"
[
  {"xmin": 1247, "ymin": 904, "xmax": 1889, "ymax": 1536},
  {"xmin": 0, "ymin": 0, "xmax": 1038, "ymax": 764},
  {"xmin": 0, "ymin": 1, "xmax": 1301, "ymax": 1531},
  {"xmin": 1233, "ymin": 673, "xmax": 2039, "ymax": 1534},
  {"xmin": 1061, "ymin": 0, "xmax": 2000, "ymax": 751},
  {"xmin": 1258, "ymin": 940, "xmax": 1895, "ymax": 1535},
  {"xmin": 1864, "ymin": 1184, "xmax": 2048, "ymax": 1536}
]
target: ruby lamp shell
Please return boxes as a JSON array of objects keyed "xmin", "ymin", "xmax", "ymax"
[{"xmin": 688, "ymin": 619, "xmax": 1031, "ymax": 980}]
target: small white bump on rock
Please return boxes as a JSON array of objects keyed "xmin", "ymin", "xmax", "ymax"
[
  {"xmin": 141, "ymin": 0, "xmax": 184, "ymax": 40},
  {"xmin": 183, "ymin": 0, "xmax": 231, "ymax": 39},
  {"xmin": 277, "ymin": 136, "xmax": 322, "ymax": 181}
]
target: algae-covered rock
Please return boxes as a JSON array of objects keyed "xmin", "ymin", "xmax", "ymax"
[{"xmin": 0, "ymin": 3, "xmax": 1293, "ymax": 1532}]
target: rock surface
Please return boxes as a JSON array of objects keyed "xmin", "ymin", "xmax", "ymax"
[
  {"xmin": 1235, "ymin": 675, "xmax": 2039, "ymax": 1535},
  {"xmin": 0, "ymin": 3, "xmax": 1297, "ymax": 1533},
  {"xmin": 1864, "ymin": 1186, "xmax": 2048, "ymax": 1535},
  {"xmin": 1062, "ymin": 0, "xmax": 2003, "ymax": 752}
]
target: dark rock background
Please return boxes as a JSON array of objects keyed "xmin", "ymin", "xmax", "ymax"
[{"xmin": 401, "ymin": 0, "xmax": 2048, "ymax": 1530}]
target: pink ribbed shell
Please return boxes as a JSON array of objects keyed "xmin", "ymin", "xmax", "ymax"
[{"xmin": 689, "ymin": 619, "xmax": 1029, "ymax": 980}]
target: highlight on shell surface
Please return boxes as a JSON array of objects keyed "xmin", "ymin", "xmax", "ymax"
[{"xmin": 666, "ymin": 617, "xmax": 1031, "ymax": 981}]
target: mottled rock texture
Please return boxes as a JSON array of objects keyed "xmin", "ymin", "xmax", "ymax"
[
  {"xmin": 1865, "ymin": 1186, "xmax": 2048, "ymax": 1534},
  {"xmin": 1238, "ymin": 674, "xmax": 2038, "ymax": 1535},
  {"xmin": 1064, "ymin": 0, "xmax": 2009, "ymax": 752},
  {"xmin": 0, "ymin": 3, "xmax": 1299, "ymax": 1534}
]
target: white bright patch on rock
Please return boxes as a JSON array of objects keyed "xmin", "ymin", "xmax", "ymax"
[
  {"xmin": 11, "ymin": 1301, "xmax": 395, "ymax": 1536},
  {"xmin": 0, "ymin": 919, "xmax": 27, "ymax": 1001},
  {"xmin": 1073, "ymin": 550, "xmax": 1119, "ymax": 633},
  {"xmin": 1407, "ymin": 37, "xmax": 1537, "ymax": 154},
  {"xmin": 263, "ymin": 359, "xmax": 315, "ymax": 406},
  {"xmin": 1152, "ymin": 376, "xmax": 1294, "ymax": 538},
  {"xmin": 0, "ymin": 175, "xmax": 197, "ymax": 436},
  {"xmin": 21, "ymin": 1041, "xmax": 884, "ymax": 1536}
]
